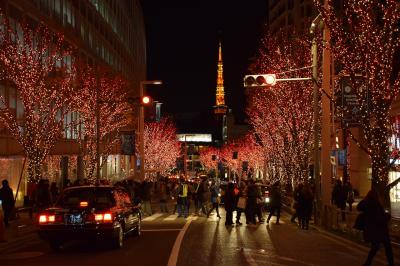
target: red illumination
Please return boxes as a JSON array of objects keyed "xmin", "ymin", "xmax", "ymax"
[
  {"xmin": 39, "ymin": 215, "xmax": 47, "ymax": 223},
  {"xmin": 95, "ymin": 214, "xmax": 103, "ymax": 221},
  {"xmin": 93, "ymin": 213, "xmax": 112, "ymax": 223},
  {"xmin": 48, "ymin": 215, "xmax": 56, "ymax": 222},
  {"xmin": 142, "ymin": 96, "xmax": 150, "ymax": 104},
  {"xmin": 103, "ymin": 213, "xmax": 112, "ymax": 222}
]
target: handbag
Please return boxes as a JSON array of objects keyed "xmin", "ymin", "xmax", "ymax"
[
  {"xmin": 353, "ymin": 212, "xmax": 366, "ymax": 231},
  {"xmin": 237, "ymin": 196, "xmax": 247, "ymax": 209}
]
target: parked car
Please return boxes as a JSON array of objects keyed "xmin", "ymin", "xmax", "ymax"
[{"xmin": 37, "ymin": 185, "xmax": 141, "ymax": 250}]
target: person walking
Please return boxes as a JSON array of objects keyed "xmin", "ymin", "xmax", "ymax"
[
  {"xmin": 344, "ymin": 180, "xmax": 354, "ymax": 211},
  {"xmin": 50, "ymin": 182, "xmax": 59, "ymax": 204},
  {"xmin": 0, "ymin": 180, "xmax": 15, "ymax": 227},
  {"xmin": 291, "ymin": 183, "xmax": 303, "ymax": 224},
  {"xmin": 207, "ymin": 181, "xmax": 221, "ymax": 219},
  {"xmin": 246, "ymin": 179, "xmax": 257, "ymax": 225},
  {"xmin": 159, "ymin": 179, "xmax": 169, "ymax": 213},
  {"xmin": 177, "ymin": 179, "xmax": 189, "ymax": 218},
  {"xmin": 224, "ymin": 182, "xmax": 235, "ymax": 225},
  {"xmin": 298, "ymin": 183, "xmax": 313, "ymax": 230},
  {"xmin": 141, "ymin": 180, "xmax": 153, "ymax": 216},
  {"xmin": 331, "ymin": 180, "xmax": 346, "ymax": 221},
  {"xmin": 267, "ymin": 182, "xmax": 282, "ymax": 225},
  {"xmin": 234, "ymin": 182, "xmax": 245, "ymax": 225},
  {"xmin": 357, "ymin": 189, "xmax": 394, "ymax": 266},
  {"xmin": 35, "ymin": 179, "xmax": 51, "ymax": 213},
  {"xmin": 255, "ymin": 183, "xmax": 265, "ymax": 223},
  {"xmin": 199, "ymin": 177, "xmax": 210, "ymax": 216}
]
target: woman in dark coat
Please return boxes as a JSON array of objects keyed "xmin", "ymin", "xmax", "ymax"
[
  {"xmin": 357, "ymin": 189, "xmax": 394, "ymax": 266},
  {"xmin": 224, "ymin": 182, "xmax": 236, "ymax": 226},
  {"xmin": 297, "ymin": 183, "xmax": 313, "ymax": 230}
]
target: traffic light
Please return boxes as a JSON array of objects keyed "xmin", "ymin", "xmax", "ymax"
[
  {"xmin": 142, "ymin": 96, "xmax": 151, "ymax": 105},
  {"xmin": 244, "ymin": 74, "xmax": 276, "ymax": 87}
]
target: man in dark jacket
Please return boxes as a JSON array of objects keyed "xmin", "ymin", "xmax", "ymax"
[
  {"xmin": 246, "ymin": 179, "xmax": 257, "ymax": 225},
  {"xmin": 0, "ymin": 179, "xmax": 15, "ymax": 227},
  {"xmin": 357, "ymin": 189, "xmax": 393, "ymax": 266},
  {"xmin": 224, "ymin": 182, "xmax": 236, "ymax": 225},
  {"xmin": 267, "ymin": 182, "xmax": 282, "ymax": 224}
]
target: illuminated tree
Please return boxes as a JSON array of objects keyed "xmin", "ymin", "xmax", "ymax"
[
  {"xmin": 315, "ymin": 0, "xmax": 400, "ymax": 200},
  {"xmin": 199, "ymin": 146, "xmax": 220, "ymax": 172},
  {"xmin": 247, "ymin": 32, "xmax": 314, "ymax": 185},
  {"xmin": 219, "ymin": 134, "xmax": 264, "ymax": 181},
  {"xmin": 142, "ymin": 118, "xmax": 180, "ymax": 179},
  {"xmin": 74, "ymin": 65, "xmax": 131, "ymax": 183},
  {"xmin": 0, "ymin": 18, "xmax": 77, "ymax": 182}
]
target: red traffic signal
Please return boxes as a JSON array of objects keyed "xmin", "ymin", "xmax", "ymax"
[
  {"xmin": 244, "ymin": 74, "xmax": 277, "ymax": 87},
  {"xmin": 142, "ymin": 96, "xmax": 151, "ymax": 105}
]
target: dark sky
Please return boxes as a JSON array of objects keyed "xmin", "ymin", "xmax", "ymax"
[{"xmin": 141, "ymin": 1, "xmax": 268, "ymax": 124}]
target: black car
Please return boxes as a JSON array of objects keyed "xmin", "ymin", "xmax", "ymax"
[{"xmin": 37, "ymin": 185, "xmax": 141, "ymax": 250}]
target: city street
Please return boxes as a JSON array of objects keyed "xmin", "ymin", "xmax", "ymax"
[{"xmin": 1, "ymin": 210, "xmax": 398, "ymax": 266}]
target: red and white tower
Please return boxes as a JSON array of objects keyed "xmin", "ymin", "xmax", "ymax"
[
  {"xmin": 214, "ymin": 41, "xmax": 228, "ymax": 115},
  {"xmin": 213, "ymin": 40, "xmax": 228, "ymax": 145}
]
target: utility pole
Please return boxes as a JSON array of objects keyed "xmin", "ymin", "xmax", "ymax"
[{"xmin": 139, "ymin": 80, "xmax": 162, "ymax": 181}]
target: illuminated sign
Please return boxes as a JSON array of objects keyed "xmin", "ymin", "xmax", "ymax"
[{"xmin": 177, "ymin": 134, "xmax": 212, "ymax": 143}]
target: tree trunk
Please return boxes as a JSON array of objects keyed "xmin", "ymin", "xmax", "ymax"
[
  {"xmin": 370, "ymin": 126, "xmax": 391, "ymax": 210},
  {"xmin": 27, "ymin": 158, "xmax": 43, "ymax": 183}
]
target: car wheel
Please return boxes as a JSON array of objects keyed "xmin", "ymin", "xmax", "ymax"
[
  {"xmin": 133, "ymin": 218, "xmax": 141, "ymax": 237},
  {"xmin": 49, "ymin": 240, "xmax": 63, "ymax": 251},
  {"xmin": 112, "ymin": 225, "xmax": 124, "ymax": 248}
]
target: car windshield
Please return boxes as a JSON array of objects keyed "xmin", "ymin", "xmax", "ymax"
[{"xmin": 56, "ymin": 187, "xmax": 115, "ymax": 208}]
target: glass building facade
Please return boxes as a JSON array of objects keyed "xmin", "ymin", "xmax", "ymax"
[{"xmin": 0, "ymin": 0, "xmax": 146, "ymax": 205}]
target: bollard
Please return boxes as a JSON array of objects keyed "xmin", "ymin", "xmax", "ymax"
[{"xmin": 0, "ymin": 208, "xmax": 5, "ymax": 242}]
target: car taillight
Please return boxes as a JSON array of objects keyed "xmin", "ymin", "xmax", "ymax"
[
  {"xmin": 39, "ymin": 214, "xmax": 60, "ymax": 223},
  {"xmin": 39, "ymin": 215, "xmax": 47, "ymax": 223},
  {"xmin": 103, "ymin": 213, "xmax": 112, "ymax": 222},
  {"xmin": 92, "ymin": 213, "xmax": 113, "ymax": 223}
]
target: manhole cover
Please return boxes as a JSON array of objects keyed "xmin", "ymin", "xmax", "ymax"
[{"xmin": 0, "ymin": 251, "xmax": 44, "ymax": 260}]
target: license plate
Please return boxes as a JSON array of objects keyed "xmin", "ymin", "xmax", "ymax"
[{"xmin": 67, "ymin": 214, "xmax": 82, "ymax": 224}]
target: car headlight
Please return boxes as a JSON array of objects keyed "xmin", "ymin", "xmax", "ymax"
[{"xmin": 265, "ymin": 197, "xmax": 270, "ymax": 203}]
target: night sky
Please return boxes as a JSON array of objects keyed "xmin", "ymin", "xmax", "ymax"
[{"xmin": 141, "ymin": 0, "xmax": 268, "ymax": 129}]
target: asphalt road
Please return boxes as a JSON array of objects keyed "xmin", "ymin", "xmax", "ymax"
[{"xmin": 0, "ymin": 210, "xmax": 398, "ymax": 266}]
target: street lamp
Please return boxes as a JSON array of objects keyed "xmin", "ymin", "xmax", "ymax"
[{"xmin": 139, "ymin": 80, "xmax": 162, "ymax": 181}]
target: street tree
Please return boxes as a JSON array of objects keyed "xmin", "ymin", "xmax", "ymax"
[
  {"xmin": 199, "ymin": 146, "xmax": 221, "ymax": 172},
  {"xmin": 315, "ymin": 0, "xmax": 400, "ymax": 202},
  {"xmin": 74, "ymin": 65, "xmax": 131, "ymax": 183},
  {"xmin": 247, "ymin": 32, "xmax": 314, "ymax": 185},
  {"xmin": 142, "ymin": 118, "xmax": 180, "ymax": 179},
  {"xmin": 0, "ymin": 18, "xmax": 77, "ymax": 182}
]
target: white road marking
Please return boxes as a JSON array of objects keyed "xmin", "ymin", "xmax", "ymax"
[
  {"xmin": 142, "ymin": 213, "xmax": 164, "ymax": 221},
  {"xmin": 167, "ymin": 218, "xmax": 193, "ymax": 266},
  {"xmin": 141, "ymin": 229, "xmax": 182, "ymax": 232},
  {"xmin": 164, "ymin": 215, "xmax": 179, "ymax": 221}
]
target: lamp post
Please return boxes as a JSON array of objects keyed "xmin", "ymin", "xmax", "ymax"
[{"xmin": 139, "ymin": 80, "xmax": 162, "ymax": 181}]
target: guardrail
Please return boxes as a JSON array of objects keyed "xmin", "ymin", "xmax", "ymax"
[{"xmin": 282, "ymin": 195, "xmax": 400, "ymax": 242}]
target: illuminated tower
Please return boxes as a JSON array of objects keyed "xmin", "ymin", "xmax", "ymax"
[
  {"xmin": 214, "ymin": 41, "xmax": 227, "ymax": 115},
  {"xmin": 213, "ymin": 40, "xmax": 228, "ymax": 145}
]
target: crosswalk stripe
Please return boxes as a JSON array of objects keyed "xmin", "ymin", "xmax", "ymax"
[
  {"xmin": 164, "ymin": 215, "xmax": 179, "ymax": 221},
  {"xmin": 142, "ymin": 213, "xmax": 165, "ymax": 221}
]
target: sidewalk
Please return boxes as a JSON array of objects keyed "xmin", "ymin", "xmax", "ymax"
[{"xmin": 0, "ymin": 211, "xmax": 36, "ymax": 249}]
